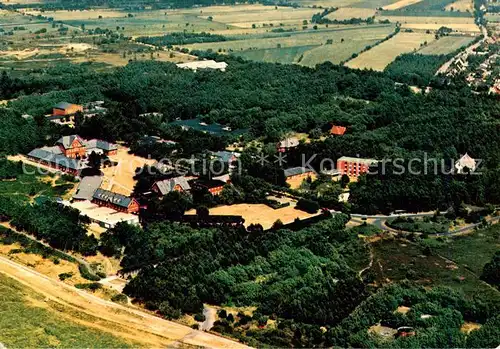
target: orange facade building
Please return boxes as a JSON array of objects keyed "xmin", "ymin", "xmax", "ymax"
[
  {"xmin": 53, "ymin": 102, "xmax": 83, "ymax": 117},
  {"xmin": 337, "ymin": 156, "xmax": 378, "ymax": 178}
]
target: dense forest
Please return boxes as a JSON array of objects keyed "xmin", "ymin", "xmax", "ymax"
[
  {"xmin": 97, "ymin": 216, "xmax": 500, "ymax": 348},
  {"xmin": 136, "ymin": 32, "xmax": 228, "ymax": 46},
  {"xmin": 385, "ymin": 53, "xmax": 450, "ymax": 87}
]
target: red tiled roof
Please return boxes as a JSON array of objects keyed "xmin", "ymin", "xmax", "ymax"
[{"xmin": 330, "ymin": 125, "xmax": 347, "ymax": 135}]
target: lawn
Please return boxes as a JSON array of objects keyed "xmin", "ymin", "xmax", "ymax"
[
  {"xmin": 345, "ymin": 31, "xmax": 435, "ymax": 71},
  {"xmin": 0, "ymin": 273, "xmax": 134, "ymax": 347}
]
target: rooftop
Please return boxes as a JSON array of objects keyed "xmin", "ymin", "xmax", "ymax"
[
  {"xmin": 73, "ymin": 176, "xmax": 103, "ymax": 201},
  {"xmin": 284, "ymin": 167, "xmax": 314, "ymax": 177},
  {"xmin": 28, "ymin": 148, "xmax": 87, "ymax": 170},
  {"xmin": 56, "ymin": 135, "xmax": 84, "ymax": 149},
  {"xmin": 337, "ymin": 156, "xmax": 378, "ymax": 165},
  {"xmin": 54, "ymin": 102, "xmax": 76, "ymax": 110},
  {"xmin": 154, "ymin": 177, "xmax": 191, "ymax": 195},
  {"xmin": 92, "ymin": 188, "xmax": 134, "ymax": 208}
]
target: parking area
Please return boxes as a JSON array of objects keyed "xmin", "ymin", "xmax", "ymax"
[{"xmin": 66, "ymin": 200, "xmax": 139, "ymax": 229}]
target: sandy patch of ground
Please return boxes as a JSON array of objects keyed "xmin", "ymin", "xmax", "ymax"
[
  {"xmin": 187, "ymin": 202, "xmax": 318, "ymax": 229},
  {"xmin": 368, "ymin": 323, "xmax": 397, "ymax": 337},
  {"xmin": 59, "ymin": 43, "xmax": 95, "ymax": 53},
  {"xmin": 382, "ymin": 0, "xmax": 422, "ymax": 10},
  {"xmin": 101, "ymin": 147, "xmax": 155, "ymax": 196},
  {"xmin": 460, "ymin": 322, "xmax": 481, "ymax": 334},
  {"xmin": 0, "ymin": 255, "xmax": 249, "ymax": 348},
  {"xmin": 395, "ymin": 305, "xmax": 411, "ymax": 314}
]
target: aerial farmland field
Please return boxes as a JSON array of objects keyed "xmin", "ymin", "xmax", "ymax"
[
  {"xmin": 417, "ymin": 35, "xmax": 475, "ymax": 54},
  {"xmin": 298, "ymin": 38, "xmax": 381, "ymax": 66},
  {"xmin": 184, "ymin": 24, "xmax": 394, "ymax": 64},
  {"xmin": 376, "ymin": 14, "xmax": 479, "ymax": 32},
  {"xmin": 325, "ymin": 7, "xmax": 377, "ymax": 20},
  {"xmin": 444, "ymin": 0, "xmax": 473, "ymax": 12},
  {"xmin": 345, "ymin": 31, "xmax": 435, "ymax": 70}
]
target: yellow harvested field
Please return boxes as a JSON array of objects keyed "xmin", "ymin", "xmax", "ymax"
[
  {"xmin": 345, "ymin": 32, "xmax": 435, "ymax": 71},
  {"xmin": 445, "ymin": 0, "xmax": 473, "ymax": 12},
  {"xmin": 202, "ymin": 7, "xmax": 318, "ymax": 27},
  {"xmin": 187, "ymin": 203, "xmax": 319, "ymax": 230},
  {"xmin": 295, "ymin": 0, "xmax": 365, "ymax": 6},
  {"xmin": 21, "ymin": 9, "xmax": 127, "ymax": 20},
  {"xmin": 382, "ymin": 0, "xmax": 422, "ymax": 10},
  {"xmin": 100, "ymin": 147, "xmax": 155, "ymax": 196},
  {"xmin": 377, "ymin": 15, "xmax": 475, "ymax": 24},
  {"xmin": 325, "ymin": 8, "xmax": 377, "ymax": 20},
  {"xmin": 377, "ymin": 15, "xmax": 479, "ymax": 32},
  {"xmin": 401, "ymin": 22, "xmax": 479, "ymax": 32}
]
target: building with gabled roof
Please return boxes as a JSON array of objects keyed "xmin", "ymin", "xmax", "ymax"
[
  {"xmin": 283, "ymin": 166, "xmax": 317, "ymax": 189},
  {"xmin": 92, "ymin": 188, "xmax": 139, "ymax": 213},
  {"xmin": 73, "ymin": 176, "xmax": 103, "ymax": 201},
  {"xmin": 277, "ymin": 137, "xmax": 300, "ymax": 152},
  {"xmin": 330, "ymin": 125, "xmax": 347, "ymax": 136},
  {"xmin": 56, "ymin": 135, "xmax": 86, "ymax": 158},
  {"xmin": 53, "ymin": 102, "xmax": 83, "ymax": 117},
  {"xmin": 27, "ymin": 148, "xmax": 88, "ymax": 175},
  {"xmin": 152, "ymin": 177, "xmax": 191, "ymax": 196},
  {"xmin": 455, "ymin": 153, "xmax": 477, "ymax": 174},
  {"xmin": 84, "ymin": 139, "xmax": 118, "ymax": 156}
]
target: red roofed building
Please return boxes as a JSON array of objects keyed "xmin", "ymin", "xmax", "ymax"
[{"xmin": 330, "ymin": 125, "xmax": 347, "ymax": 135}]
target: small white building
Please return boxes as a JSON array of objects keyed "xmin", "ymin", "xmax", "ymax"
[
  {"xmin": 176, "ymin": 60, "xmax": 228, "ymax": 72},
  {"xmin": 455, "ymin": 153, "xmax": 477, "ymax": 174}
]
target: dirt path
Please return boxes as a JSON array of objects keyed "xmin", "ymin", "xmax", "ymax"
[
  {"xmin": 201, "ymin": 305, "xmax": 217, "ymax": 331},
  {"xmin": 358, "ymin": 244, "xmax": 374, "ymax": 279},
  {"xmin": 0, "ymin": 255, "xmax": 249, "ymax": 348}
]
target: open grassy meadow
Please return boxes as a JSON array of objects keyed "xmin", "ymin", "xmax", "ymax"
[
  {"xmin": 417, "ymin": 34, "xmax": 475, "ymax": 54},
  {"xmin": 345, "ymin": 31, "xmax": 434, "ymax": 71},
  {"xmin": 0, "ymin": 273, "xmax": 134, "ymax": 347}
]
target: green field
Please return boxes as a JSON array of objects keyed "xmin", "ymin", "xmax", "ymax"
[
  {"xmin": 435, "ymin": 224, "xmax": 500, "ymax": 275},
  {"xmin": 0, "ymin": 273, "xmax": 133, "ymax": 347},
  {"xmin": 299, "ymin": 38, "xmax": 380, "ymax": 66},
  {"xmin": 185, "ymin": 24, "xmax": 394, "ymax": 64},
  {"xmin": 372, "ymin": 237, "xmax": 500, "ymax": 298},
  {"xmin": 234, "ymin": 44, "xmax": 316, "ymax": 64},
  {"xmin": 417, "ymin": 35, "xmax": 475, "ymax": 54}
]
